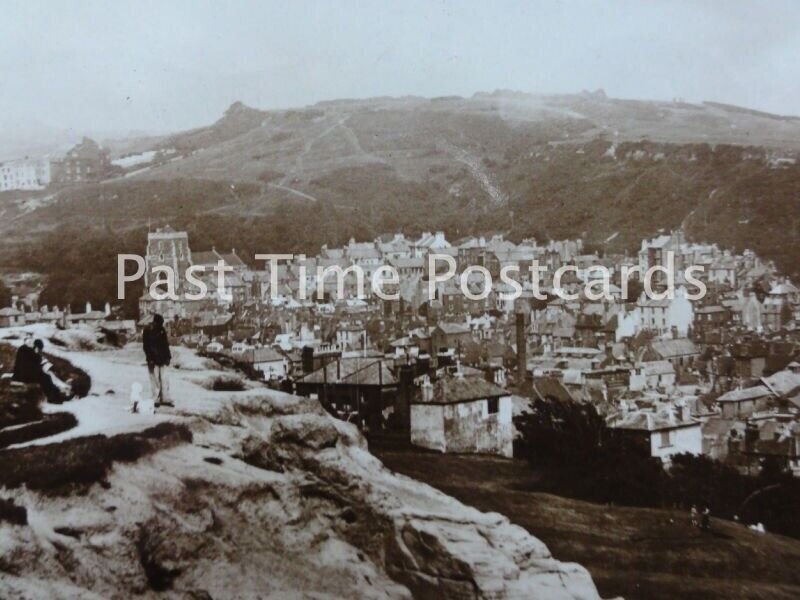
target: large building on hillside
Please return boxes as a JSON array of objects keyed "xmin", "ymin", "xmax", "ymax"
[
  {"xmin": 52, "ymin": 137, "xmax": 110, "ymax": 185},
  {"xmin": 0, "ymin": 158, "xmax": 51, "ymax": 191}
]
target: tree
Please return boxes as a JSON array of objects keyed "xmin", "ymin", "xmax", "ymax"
[
  {"xmin": 0, "ymin": 279, "xmax": 10, "ymax": 307},
  {"xmin": 0, "ymin": 279, "xmax": 11, "ymax": 307}
]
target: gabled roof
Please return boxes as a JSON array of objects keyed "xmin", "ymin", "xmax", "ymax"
[
  {"xmin": 717, "ymin": 385, "xmax": 772, "ymax": 403},
  {"xmin": 648, "ymin": 338, "xmax": 699, "ymax": 359},
  {"xmin": 191, "ymin": 251, "xmax": 220, "ymax": 266},
  {"xmin": 242, "ymin": 347, "xmax": 285, "ymax": 363},
  {"xmin": 696, "ymin": 305, "xmax": 728, "ymax": 314},
  {"xmin": 68, "ymin": 311, "xmax": 106, "ymax": 320},
  {"xmin": 219, "ymin": 252, "xmax": 246, "ymax": 267},
  {"xmin": 415, "ymin": 375, "xmax": 507, "ymax": 405},
  {"xmin": 300, "ymin": 358, "xmax": 396, "ymax": 386},
  {"xmin": 344, "ymin": 360, "xmax": 397, "ymax": 385},
  {"xmin": 762, "ymin": 369, "xmax": 800, "ymax": 396},
  {"xmin": 347, "ymin": 247, "xmax": 381, "ymax": 260},
  {"xmin": 435, "ymin": 323, "xmax": 471, "ymax": 335},
  {"xmin": 643, "ymin": 360, "xmax": 675, "ymax": 377},
  {"xmin": 610, "ymin": 410, "xmax": 699, "ymax": 432},
  {"xmin": 194, "ymin": 312, "xmax": 233, "ymax": 328},
  {"xmin": 770, "ymin": 281, "xmax": 799, "ymax": 295},
  {"xmin": 389, "ymin": 257, "xmax": 425, "ymax": 269},
  {"xmin": 531, "ymin": 377, "xmax": 574, "ymax": 403},
  {"xmin": 191, "ymin": 249, "xmax": 245, "ymax": 268}
]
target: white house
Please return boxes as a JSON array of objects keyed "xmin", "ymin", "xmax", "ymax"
[
  {"xmin": 242, "ymin": 347, "xmax": 288, "ymax": 380},
  {"xmin": 637, "ymin": 286, "xmax": 693, "ymax": 337},
  {"xmin": 412, "ymin": 231, "xmax": 451, "ymax": 258},
  {"xmin": 641, "ymin": 360, "xmax": 677, "ymax": 389},
  {"xmin": 410, "ymin": 373, "xmax": 513, "ymax": 457},
  {"xmin": 0, "ymin": 307, "xmax": 25, "ymax": 328},
  {"xmin": 0, "ymin": 158, "xmax": 50, "ymax": 191},
  {"xmin": 608, "ymin": 408, "xmax": 702, "ymax": 462}
]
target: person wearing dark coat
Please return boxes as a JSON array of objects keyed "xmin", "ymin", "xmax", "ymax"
[
  {"xmin": 143, "ymin": 314, "xmax": 172, "ymax": 406},
  {"xmin": 12, "ymin": 337, "xmax": 68, "ymax": 404}
]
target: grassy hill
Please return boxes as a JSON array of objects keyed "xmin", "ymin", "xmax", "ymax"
[
  {"xmin": 2, "ymin": 91, "xmax": 799, "ymax": 313},
  {"xmin": 372, "ymin": 442, "xmax": 800, "ymax": 600}
]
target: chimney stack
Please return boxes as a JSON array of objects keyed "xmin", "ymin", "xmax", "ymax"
[
  {"xmin": 421, "ymin": 375, "xmax": 434, "ymax": 403},
  {"xmin": 516, "ymin": 311, "xmax": 527, "ymax": 382}
]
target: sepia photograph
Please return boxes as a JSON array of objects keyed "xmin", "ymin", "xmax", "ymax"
[{"xmin": 1, "ymin": 1, "xmax": 800, "ymax": 598}]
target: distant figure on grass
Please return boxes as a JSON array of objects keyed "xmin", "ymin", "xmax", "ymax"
[
  {"xmin": 700, "ymin": 507, "xmax": 711, "ymax": 531},
  {"xmin": 143, "ymin": 314, "xmax": 173, "ymax": 407},
  {"xmin": 12, "ymin": 336, "xmax": 72, "ymax": 404},
  {"xmin": 690, "ymin": 505, "xmax": 699, "ymax": 528}
]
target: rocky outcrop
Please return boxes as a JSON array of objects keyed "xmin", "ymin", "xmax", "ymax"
[{"xmin": 0, "ymin": 387, "xmax": 599, "ymax": 599}]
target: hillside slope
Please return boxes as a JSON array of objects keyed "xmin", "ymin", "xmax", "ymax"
[
  {"xmin": 3, "ymin": 91, "xmax": 800, "ymax": 310},
  {"xmin": 0, "ymin": 337, "xmax": 599, "ymax": 599},
  {"xmin": 373, "ymin": 445, "xmax": 800, "ymax": 600}
]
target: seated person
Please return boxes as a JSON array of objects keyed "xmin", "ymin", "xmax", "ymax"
[{"xmin": 13, "ymin": 337, "xmax": 71, "ymax": 403}]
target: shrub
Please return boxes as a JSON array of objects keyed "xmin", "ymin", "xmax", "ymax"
[
  {"xmin": 0, "ymin": 497, "xmax": 27, "ymax": 526},
  {"xmin": 0, "ymin": 383, "xmax": 43, "ymax": 429},
  {"xmin": 208, "ymin": 375, "xmax": 246, "ymax": 392},
  {"xmin": 0, "ymin": 422, "xmax": 192, "ymax": 496},
  {"xmin": 0, "ymin": 412, "xmax": 77, "ymax": 449},
  {"xmin": 46, "ymin": 353, "xmax": 91, "ymax": 398}
]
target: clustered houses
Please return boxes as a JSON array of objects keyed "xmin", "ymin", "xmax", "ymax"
[
  {"xmin": 0, "ymin": 296, "xmax": 136, "ymax": 343},
  {"xmin": 8, "ymin": 221, "xmax": 795, "ymax": 467},
  {"xmin": 129, "ymin": 226, "xmax": 800, "ymax": 467},
  {"xmin": 522, "ymin": 229, "xmax": 800, "ymax": 473}
]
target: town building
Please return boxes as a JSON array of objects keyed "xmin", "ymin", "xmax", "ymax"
[
  {"xmin": 0, "ymin": 158, "xmax": 51, "ymax": 191},
  {"xmin": 410, "ymin": 373, "xmax": 513, "ymax": 457},
  {"xmin": 240, "ymin": 347, "xmax": 289, "ymax": 380},
  {"xmin": 608, "ymin": 408, "xmax": 702, "ymax": 462},
  {"xmin": 52, "ymin": 137, "xmax": 110, "ymax": 185},
  {"xmin": 0, "ymin": 307, "xmax": 25, "ymax": 327}
]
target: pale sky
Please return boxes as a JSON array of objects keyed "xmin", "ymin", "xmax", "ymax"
[{"xmin": 1, "ymin": 0, "xmax": 799, "ymax": 135}]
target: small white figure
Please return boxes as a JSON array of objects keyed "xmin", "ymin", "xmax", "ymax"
[{"xmin": 130, "ymin": 382, "xmax": 155, "ymax": 415}]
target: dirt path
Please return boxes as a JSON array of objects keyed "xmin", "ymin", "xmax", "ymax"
[{"xmin": 439, "ymin": 140, "xmax": 507, "ymax": 203}]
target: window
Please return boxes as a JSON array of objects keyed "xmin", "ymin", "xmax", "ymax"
[
  {"xmin": 487, "ymin": 397, "xmax": 499, "ymax": 414},
  {"xmin": 659, "ymin": 431, "xmax": 672, "ymax": 448}
]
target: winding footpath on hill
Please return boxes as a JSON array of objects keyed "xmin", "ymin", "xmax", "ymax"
[{"xmin": 0, "ymin": 326, "xmax": 600, "ymax": 599}]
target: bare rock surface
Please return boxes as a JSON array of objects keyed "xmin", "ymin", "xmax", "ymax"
[{"xmin": 0, "ymin": 343, "xmax": 600, "ymax": 599}]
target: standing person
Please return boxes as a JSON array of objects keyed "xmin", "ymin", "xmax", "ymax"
[
  {"xmin": 701, "ymin": 507, "xmax": 711, "ymax": 531},
  {"xmin": 690, "ymin": 505, "xmax": 699, "ymax": 528},
  {"xmin": 143, "ymin": 314, "xmax": 173, "ymax": 407}
]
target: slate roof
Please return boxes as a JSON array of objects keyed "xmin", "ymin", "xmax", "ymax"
[
  {"xmin": 649, "ymin": 339, "xmax": 699, "ymax": 359},
  {"xmin": 415, "ymin": 375, "xmax": 508, "ymax": 405},
  {"xmin": 644, "ymin": 360, "xmax": 675, "ymax": 377},
  {"xmin": 762, "ymin": 369, "xmax": 800, "ymax": 396},
  {"xmin": 435, "ymin": 323, "xmax": 471, "ymax": 335},
  {"xmin": 300, "ymin": 358, "xmax": 396, "ymax": 386},
  {"xmin": 716, "ymin": 385, "xmax": 773, "ymax": 403},
  {"xmin": 696, "ymin": 305, "xmax": 728, "ymax": 314},
  {"xmin": 610, "ymin": 410, "xmax": 699, "ymax": 432},
  {"xmin": 191, "ymin": 251, "xmax": 220, "ymax": 266},
  {"xmin": 242, "ymin": 348, "xmax": 285, "ymax": 364}
]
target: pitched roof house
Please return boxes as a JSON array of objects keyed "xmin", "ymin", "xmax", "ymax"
[{"xmin": 410, "ymin": 373, "xmax": 513, "ymax": 457}]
